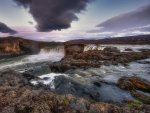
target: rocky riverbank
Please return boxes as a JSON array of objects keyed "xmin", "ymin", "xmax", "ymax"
[
  {"xmin": 49, "ymin": 44, "xmax": 150, "ymax": 72},
  {"xmin": 118, "ymin": 76, "xmax": 150, "ymax": 104},
  {"xmin": 0, "ymin": 69, "xmax": 150, "ymax": 113}
]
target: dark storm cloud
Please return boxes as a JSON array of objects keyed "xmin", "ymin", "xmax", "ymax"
[
  {"xmin": 14, "ymin": 0, "xmax": 93, "ymax": 32},
  {"xmin": 97, "ymin": 5, "xmax": 150, "ymax": 32},
  {"xmin": 0, "ymin": 22, "xmax": 17, "ymax": 34}
]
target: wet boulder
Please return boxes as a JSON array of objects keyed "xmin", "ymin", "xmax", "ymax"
[
  {"xmin": 118, "ymin": 76, "xmax": 150, "ymax": 92},
  {"xmin": 125, "ymin": 48, "xmax": 133, "ymax": 52},
  {"xmin": 118, "ymin": 76, "xmax": 150, "ymax": 104}
]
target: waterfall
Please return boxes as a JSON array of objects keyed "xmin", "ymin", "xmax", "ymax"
[
  {"xmin": 84, "ymin": 44, "xmax": 106, "ymax": 51},
  {"xmin": 0, "ymin": 46, "xmax": 65, "ymax": 71},
  {"xmin": 24, "ymin": 46, "xmax": 65, "ymax": 63}
]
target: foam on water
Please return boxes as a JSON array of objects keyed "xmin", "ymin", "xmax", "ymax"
[
  {"xmin": 31, "ymin": 73, "xmax": 67, "ymax": 89},
  {"xmin": 84, "ymin": 44, "xmax": 105, "ymax": 51}
]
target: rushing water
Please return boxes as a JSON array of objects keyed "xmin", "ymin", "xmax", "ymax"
[
  {"xmin": 0, "ymin": 46, "xmax": 64, "ymax": 72},
  {"xmin": 0, "ymin": 45, "xmax": 150, "ymax": 104}
]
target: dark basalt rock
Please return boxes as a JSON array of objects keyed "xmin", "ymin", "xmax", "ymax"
[
  {"xmin": 93, "ymin": 81, "xmax": 102, "ymax": 87},
  {"xmin": 125, "ymin": 48, "xmax": 133, "ymax": 51},
  {"xmin": 53, "ymin": 76, "xmax": 101, "ymax": 101}
]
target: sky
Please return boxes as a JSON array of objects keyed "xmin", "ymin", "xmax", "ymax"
[{"xmin": 0, "ymin": 0, "xmax": 150, "ymax": 41}]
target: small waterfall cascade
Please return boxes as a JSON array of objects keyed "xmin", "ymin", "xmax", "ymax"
[
  {"xmin": 84, "ymin": 44, "xmax": 106, "ymax": 51},
  {"xmin": 25, "ymin": 46, "xmax": 65, "ymax": 63}
]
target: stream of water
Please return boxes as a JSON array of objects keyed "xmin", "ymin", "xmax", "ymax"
[{"xmin": 0, "ymin": 45, "xmax": 150, "ymax": 104}]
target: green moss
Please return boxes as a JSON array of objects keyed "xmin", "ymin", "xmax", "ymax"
[
  {"xmin": 63, "ymin": 95, "xmax": 70, "ymax": 107},
  {"xmin": 128, "ymin": 100, "xmax": 143, "ymax": 107}
]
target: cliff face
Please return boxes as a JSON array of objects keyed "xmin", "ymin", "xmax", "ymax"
[
  {"xmin": 0, "ymin": 37, "xmax": 40, "ymax": 57},
  {"xmin": 0, "ymin": 42, "xmax": 21, "ymax": 54}
]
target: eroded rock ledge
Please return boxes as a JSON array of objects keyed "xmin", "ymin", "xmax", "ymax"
[
  {"xmin": 50, "ymin": 44, "xmax": 150, "ymax": 72},
  {"xmin": 0, "ymin": 69, "xmax": 149, "ymax": 113}
]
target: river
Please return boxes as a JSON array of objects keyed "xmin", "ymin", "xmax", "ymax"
[{"xmin": 0, "ymin": 44, "xmax": 150, "ymax": 104}]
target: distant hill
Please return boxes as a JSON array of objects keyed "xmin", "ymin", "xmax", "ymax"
[{"xmin": 66, "ymin": 35, "xmax": 150, "ymax": 45}]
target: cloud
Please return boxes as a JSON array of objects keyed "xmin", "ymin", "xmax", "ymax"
[
  {"xmin": 0, "ymin": 22, "xmax": 17, "ymax": 34},
  {"xmin": 97, "ymin": 5, "xmax": 150, "ymax": 32},
  {"xmin": 123, "ymin": 25, "xmax": 150, "ymax": 32},
  {"xmin": 14, "ymin": 0, "xmax": 93, "ymax": 32}
]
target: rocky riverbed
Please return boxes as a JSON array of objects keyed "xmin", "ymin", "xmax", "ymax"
[
  {"xmin": 0, "ymin": 44, "xmax": 150, "ymax": 113},
  {"xmin": 0, "ymin": 69, "xmax": 150, "ymax": 113}
]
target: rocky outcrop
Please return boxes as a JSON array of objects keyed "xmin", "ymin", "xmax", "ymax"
[
  {"xmin": 0, "ymin": 37, "xmax": 40, "ymax": 58},
  {"xmin": 50, "ymin": 44, "xmax": 150, "ymax": 72},
  {"xmin": 118, "ymin": 76, "xmax": 150, "ymax": 104},
  {"xmin": 0, "ymin": 36, "xmax": 64, "ymax": 58},
  {"xmin": 65, "ymin": 44, "xmax": 84, "ymax": 56},
  {"xmin": 0, "ymin": 69, "xmax": 149, "ymax": 113}
]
